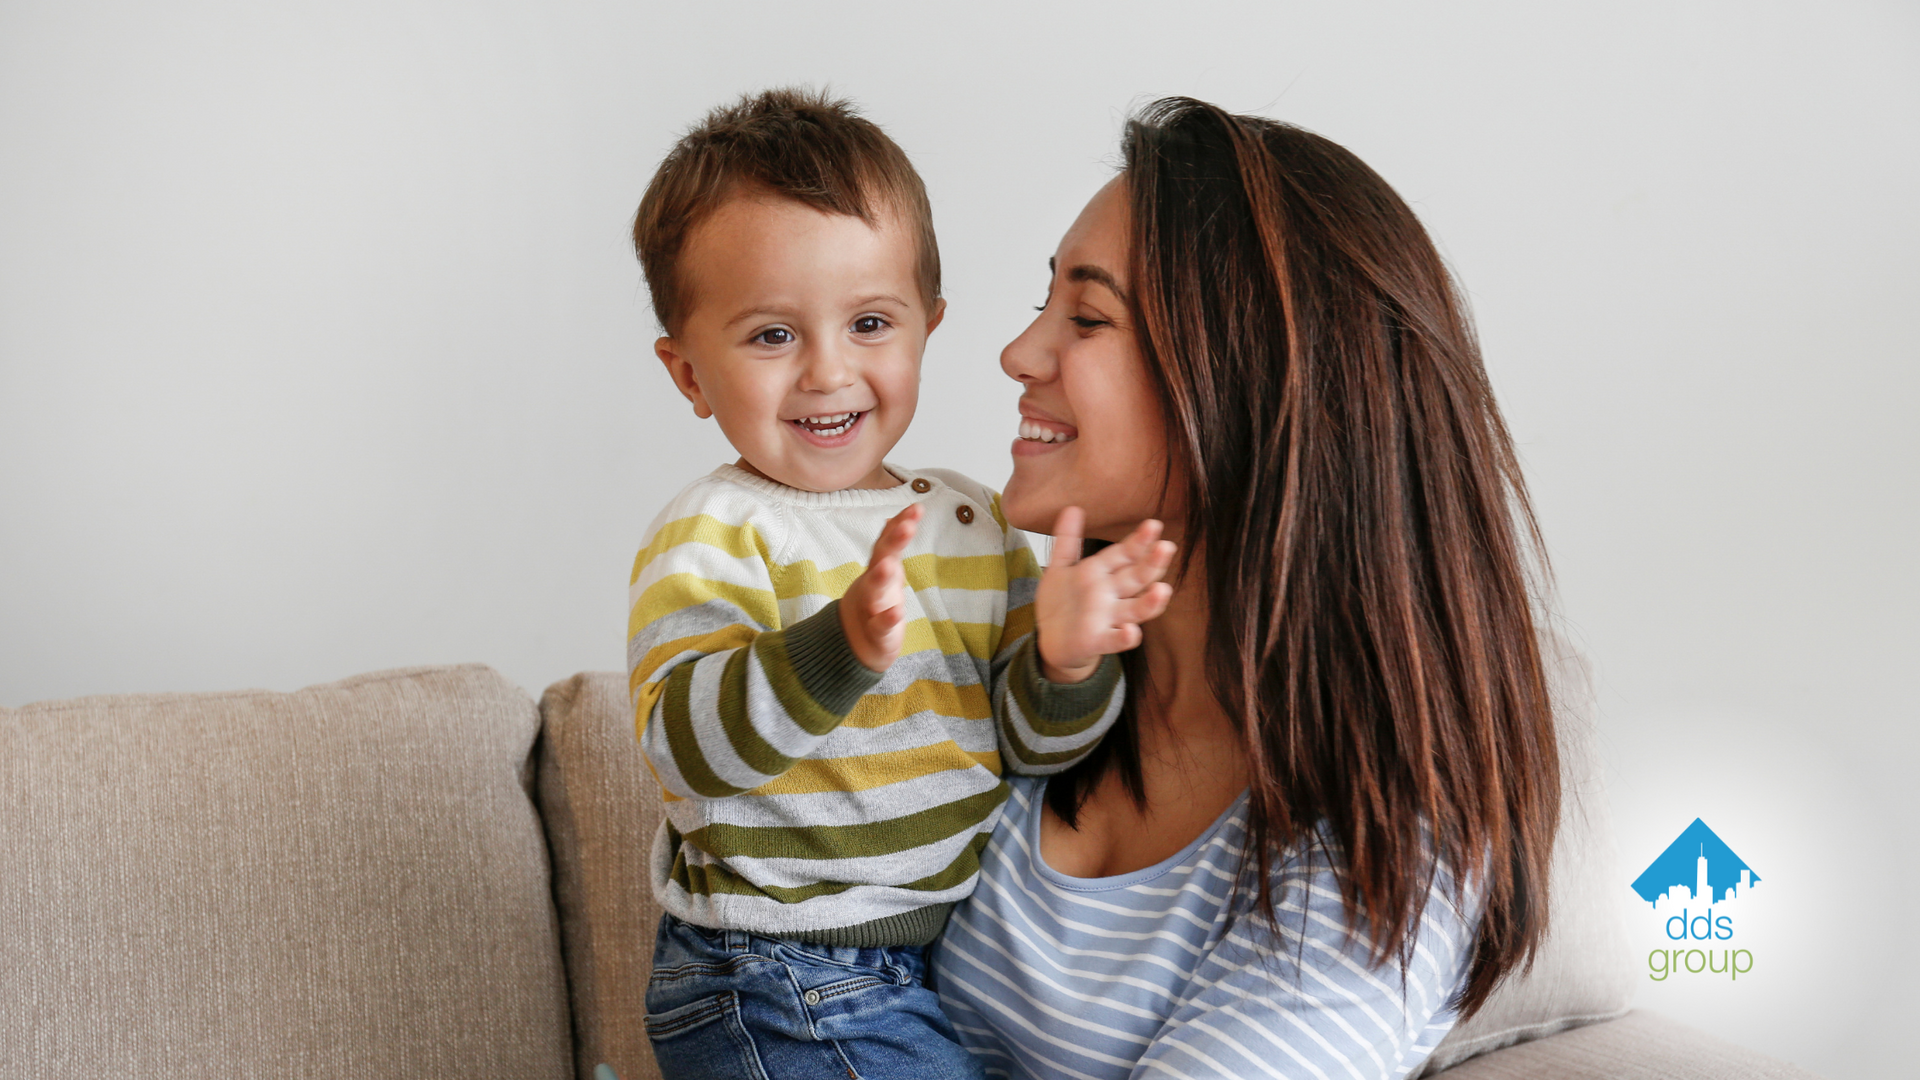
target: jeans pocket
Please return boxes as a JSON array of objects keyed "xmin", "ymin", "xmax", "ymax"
[{"xmin": 644, "ymin": 990, "xmax": 769, "ymax": 1080}]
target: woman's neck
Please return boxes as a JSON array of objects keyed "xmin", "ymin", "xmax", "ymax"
[
  {"xmin": 1036, "ymin": 552, "xmax": 1250, "ymax": 879},
  {"xmin": 1133, "ymin": 560, "xmax": 1242, "ymax": 769}
]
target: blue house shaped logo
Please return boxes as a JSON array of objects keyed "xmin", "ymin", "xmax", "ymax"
[{"xmin": 1631, "ymin": 818, "xmax": 1759, "ymax": 906}]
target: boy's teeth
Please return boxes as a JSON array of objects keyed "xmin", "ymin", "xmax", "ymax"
[
  {"xmin": 1018, "ymin": 419, "xmax": 1077, "ymax": 444},
  {"xmin": 797, "ymin": 412, "xmax": 860, "ymax": 437}
]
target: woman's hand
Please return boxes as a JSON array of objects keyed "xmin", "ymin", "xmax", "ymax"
[
  {"xmin": 1035, "ymin": 507, "xmax": 1176, "ymax": 683},
  {"xmin": 839, "ymin": 503, "xmax": 924, "ymax": 672}
]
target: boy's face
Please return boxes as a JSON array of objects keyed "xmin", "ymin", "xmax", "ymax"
[{"xmin": 656, "ymin": 193, "xmax": 943, "ymax": 493}]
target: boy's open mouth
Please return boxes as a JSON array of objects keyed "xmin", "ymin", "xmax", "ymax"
[{"xmin": 791, "ymin": 411, "xmax": 865, "ymax": 445}]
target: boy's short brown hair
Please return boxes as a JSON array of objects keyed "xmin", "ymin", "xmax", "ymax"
[{"xmin": 633, "ymin": 87, "xmax": 940, "ymax": 335}]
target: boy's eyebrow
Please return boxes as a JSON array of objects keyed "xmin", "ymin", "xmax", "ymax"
[
  {"xmin": 720, "ymin": 294, "xmax": 913, "ymax": 330},
  {"xmin": 1049, "ymin": 256, "xmax": 1129, "ymax": 305}
]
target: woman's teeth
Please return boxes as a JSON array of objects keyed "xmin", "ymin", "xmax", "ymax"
[
  {"xmin": 797, "ymin": 412, "xmax": 861, "ymax": 437},
  {"xmin": 1018, "ymin": 419, "xmax": 1076, "ymax": 444}
]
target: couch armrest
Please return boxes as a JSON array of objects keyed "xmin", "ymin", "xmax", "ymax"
[{"xmin": 1432, "ymin": 1010, "xmax": 1824, "ymax": 1079}]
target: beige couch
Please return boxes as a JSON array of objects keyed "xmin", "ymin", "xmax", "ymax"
[{"xmin": 2, "ymin": 662, "xmax": 1821, "ymax": 1079}]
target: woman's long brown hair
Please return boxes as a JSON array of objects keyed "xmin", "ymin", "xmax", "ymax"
[{"xmin": 1045, "ymin": 98, "xmax": 1559, "ymax": 1017}]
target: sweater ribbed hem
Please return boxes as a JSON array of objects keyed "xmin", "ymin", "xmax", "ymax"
[
  {"xmin": 781, "ymin": 599, "xmax": 884, "ymax": 715},
  {"xmin": 787, "ymin": 903, "xmax": 956, "ymax": 948}
]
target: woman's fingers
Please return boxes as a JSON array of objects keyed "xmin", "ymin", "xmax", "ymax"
[{"xmin": 1050, "ymin": 506, "xmax": 1085, "ymax": 568}]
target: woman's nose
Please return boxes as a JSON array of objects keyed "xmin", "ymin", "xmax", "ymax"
[{"xmin": 1000, "ymin": 313, "xmax": 1053, "ymax": 384}]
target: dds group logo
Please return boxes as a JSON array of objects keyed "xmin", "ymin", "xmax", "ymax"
[{"xmin": 1631, "ymin": 818, "xmax": 1761, "ymax": 982}]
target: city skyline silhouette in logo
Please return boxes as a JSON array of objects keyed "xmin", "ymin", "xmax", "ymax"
[{"xmin": 1632, "ymin": 817, "xmax": 1759, "ymax": 907}]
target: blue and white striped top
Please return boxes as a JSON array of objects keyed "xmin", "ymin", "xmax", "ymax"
[{"xmin": 929, "ymin": 777, "xmax": 1477, "ymax": 1080}]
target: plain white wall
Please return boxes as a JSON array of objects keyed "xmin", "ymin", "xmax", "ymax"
[{"xmin": 2, "ymin": 1, "xmax": 1913, "ymax": 1074}]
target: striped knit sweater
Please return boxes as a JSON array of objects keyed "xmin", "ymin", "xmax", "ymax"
[{"xmin": 627, "ymin": 463, "xmax": 1123, "ymax": 947}]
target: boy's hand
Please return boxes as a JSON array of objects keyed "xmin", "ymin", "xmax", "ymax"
[
  {"xmin": 1036, "ymin": 508, "xmax": 1176, "ymax": 683},
  {"xmin": 840, "ymin": 503, "xmax": 924, "ymax": 672}
]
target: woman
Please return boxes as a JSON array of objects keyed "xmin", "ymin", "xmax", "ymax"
[{"xmin": 931, "ymin": 98, "xmax": 1561, "ymax": 1079}]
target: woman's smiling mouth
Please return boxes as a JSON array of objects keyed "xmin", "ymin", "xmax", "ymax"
[
  {"xmin": 1017, "ymin": 418, "xmax": 1077, "ymax": 444},
  {"xmin": 1015, "ymin": 410, "xmax": 1078, "ymax": 457}
]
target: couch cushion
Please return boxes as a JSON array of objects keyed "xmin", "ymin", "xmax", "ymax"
[
  {"xmin": 1434, "ymin": 1010, "xmax": 1823, "ymax": 1078},
  {"xmin": 1416, "ymin": 636, "xmax": 1637, "ymax": 1075},
  {"xmin": 0, "ymin": 665, "xmax": 573, "ymax": 1080},
  {"xmin": 537, "ymin": 672, "xmax": 665, "ymax": 1080}
]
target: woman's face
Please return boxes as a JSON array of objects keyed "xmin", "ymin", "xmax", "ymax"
[{"xmin": 1001, "ymin": 178, "xmax": 1178, "ymax": 543}]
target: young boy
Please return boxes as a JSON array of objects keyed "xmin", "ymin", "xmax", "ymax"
[{"xmin": 625, "ymin": 89, "xmax": 1172, "ymax": 1080}]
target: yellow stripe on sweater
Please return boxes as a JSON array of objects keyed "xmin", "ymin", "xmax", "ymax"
[
  {"xmin": 629, "ymin": 514, "xmax": 775, "ymax": 584},
  {"xmin": 747, "ymin": 743, "xmax": 1000, "ymax": 796},
  {"xmin": 767, "ymin": 552, "xmax": 1012, "ymax": 600},
  {"xmin": 843, "ymin": 678, "xmax": 992, "ymax": 728},
  {"xmin": 629, "ymin": 624, "xmax": 759, "ymax": 699},
  {"xmin": 628, "ymin": 575, "xmax": 779, "ymax": 639}
]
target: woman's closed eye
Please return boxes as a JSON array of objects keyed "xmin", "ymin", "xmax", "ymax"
[{"xmin": 1032, "ymin": 299, "xmax": 1109, "ymax": 331}]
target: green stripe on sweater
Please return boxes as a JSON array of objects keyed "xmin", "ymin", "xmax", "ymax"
[
  {"xmin": 671, "ymin": 830, "xmax": 995, "ymax": 902},
  {"xmin": 684, "ymin": 785, "xmax": 1008, "ymax": 862},
  {"xmin": 661, "ymin": 663, "xmax": 748, "ymax": 798}
]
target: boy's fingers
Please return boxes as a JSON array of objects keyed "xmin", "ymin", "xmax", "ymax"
[
  {"xmin": 1124, "ymin": 518, "xmax": 1164, "ymax": 558},
  {"xmin": 1050, "ymin": 506, "xmax": 1085, "ymax": 569},
  {"xmin": 873, "ymin": 504, "xmax": 922, "ymax": 560},
  {"xmin": 1106, "ymin": 623, "xmax": 1144, "ymax": 653},
  {"xmin": 869, "ymin": 568, "xmax": 901, "ymax": 615},
  {"xmin": 1107, "ymin": 518, "xmax": 1161, "ymax": 564},
  {"xmin": 1116, "ymin": 583, "xmax": 1173, "ymax": 625},
  {"xmin": 1082, "ymin": 519, "xmax": 1164, "ymax": 575}
]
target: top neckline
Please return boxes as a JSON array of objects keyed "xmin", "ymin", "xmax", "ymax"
[
  {"xmin": 712, "ymin": 462, "xmax": 926, "ymax": 509},
  {"xmin": 1023, "ymin": 779, "xmax": 1251, "ymax": 892}
]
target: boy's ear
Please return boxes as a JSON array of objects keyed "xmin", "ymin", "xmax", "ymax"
[
  {"xmin": 925, "ymin": 298, "xmax": 947, "ymax": 336},
  {"xmin": 655, "ymin": 336, "xmax": 714, "ymax": 419}
]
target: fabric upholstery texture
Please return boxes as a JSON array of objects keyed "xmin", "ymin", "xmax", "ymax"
[
  {"xmin": 1416, "ymin": 635, "xmax": 1638, "ymax": 1074},
  {"xmin": 0, "ymin": 664, "xmax": 573, "ymax": 1080},
  {"xmin": 538, "ymin": 671, "xmax": 667, "ymax": 1080},
  {"xmin": 1436, "ymin": 1011, "xmax": 1825, "ymax": 1079}
]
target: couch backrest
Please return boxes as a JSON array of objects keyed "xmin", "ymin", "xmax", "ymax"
[
  {"xmin": 537, "ymin": 672, "xmax": 666, "ymax": 1080},
  {"xmin": 0, "ymin": 665, "xmax": 574, "ymax": 1080}
]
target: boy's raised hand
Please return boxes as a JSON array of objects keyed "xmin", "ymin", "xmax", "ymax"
[
  {"xmin": 1036, "ymin": 508, "xmax": 1177, "ymax": 683},
  {"xmin": 840, "ymin": 503, "xmax": 924, "ymax": 672}
]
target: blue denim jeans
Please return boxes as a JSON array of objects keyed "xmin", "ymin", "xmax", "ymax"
[{"xmin": 643, "ymin": 913, "xmax": 984, "ymax": 1080}]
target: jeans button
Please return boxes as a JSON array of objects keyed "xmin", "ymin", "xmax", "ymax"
[{"xmin": 803, "ymin": 989, "xmax": 821, "ymax": 1005}]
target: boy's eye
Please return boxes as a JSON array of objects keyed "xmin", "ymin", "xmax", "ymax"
[
  {"xmin": 754, "ymin": 327, "xmax": 794, "ymax": 346},
  {"xmin": 852, "ymin": 315, "xmax": 889, "ymax": 335}
]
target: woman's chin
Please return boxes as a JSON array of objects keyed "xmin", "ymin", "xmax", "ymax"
[{"xmin": 998, "ymin": 478, "xmax": 1057, "ymax": 535}]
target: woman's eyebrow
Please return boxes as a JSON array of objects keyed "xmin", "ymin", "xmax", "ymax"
[{"xmin": 1049, "ymin": 256, "xmax": 1128, "ymax": 305}]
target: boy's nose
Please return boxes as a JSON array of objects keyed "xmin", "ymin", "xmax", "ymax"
[{"xmin": 798, "ymin": 344, "xmax": 858, "ymax": 392}]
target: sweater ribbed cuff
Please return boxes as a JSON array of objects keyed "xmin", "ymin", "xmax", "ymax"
[
  {"xmin": 780, "ymin": 599, "xmax": 884, "ymax": 717},
  {"xmin": 1014, "ymin": 637, "xmax": 1123, "ymax": 732}
]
